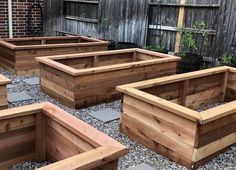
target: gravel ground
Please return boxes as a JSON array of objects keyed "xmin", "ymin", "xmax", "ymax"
[{"xmin": 1, "ymin": 67, "xmax": 236, "ymax": 170}]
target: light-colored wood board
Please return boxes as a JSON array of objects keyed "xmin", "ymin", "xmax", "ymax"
[
  {"xmin": 40, "ymin": 147, "xmax": 124, "ymax": 170},
  {"xmin": 192, "ymin": 132, "xmax": 236, "ymax": 162}
]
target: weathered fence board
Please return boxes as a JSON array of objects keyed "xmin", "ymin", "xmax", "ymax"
[{"xmin": 44, "ymin": 0, "xmax": 236, "ymax": 59}]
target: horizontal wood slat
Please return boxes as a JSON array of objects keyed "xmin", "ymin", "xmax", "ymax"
[{"xmin": 118, "ymin": 67, "xmax": 236, "ymax": 169}]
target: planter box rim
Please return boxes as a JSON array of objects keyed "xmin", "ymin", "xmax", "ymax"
[
  {"xmin": 36, "ymin": 48, "xmax": 181, "ymax": 76},
  {"xmin": 0, "ymin": 36, "xmax": 108, "ymax": 50},
  {"xmin": 117, "ymin": 66, "xmax": 231, "ymax": 90},
  {"xmin": 0, "ymin": 36, "xmax": 108, "ymax": 75},
  {"xmin": 0, "ymin": 74, "xmax": 11, "ymax": 85},
  {"xmin": 0, "ymin": 102, "xmax": 128, "ymax": 169},
  {"xmin": 0, "ymin": 102, "xmax": 127, "ymax": 151},
  {"xmin": 117, "ymin": 66, "xmax": 236, "ymax": 124}
]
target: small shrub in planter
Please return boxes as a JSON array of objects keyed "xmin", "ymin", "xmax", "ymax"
[
  {"xmin": 217, "ymin": 54, "xmax": 236, "ymax": 67},
  {"xmin": 176, "ymin": 21, "xmax": 208, "ymax": 73},
  {"xmin": 145, "ymin": 46, "xmax": 169, "ymax": 54},
  {"xmin": 115, "ymin": 42, "xmax": 139, "ymax": 49},
  {"xmin": 216, "ymin": 54, "xmax": 236, "ymax": 67}
]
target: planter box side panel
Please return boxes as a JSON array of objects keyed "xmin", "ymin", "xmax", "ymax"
[
  {"xmin": 120, "ymin": 94, "xmax": 197, "ymax": 168},
  {"xmin": 0, "ymin": 114, "xmax": 36, "ymax": 169},
  {"xmin": 40, "ymin": 64, "xmax": 76, "ymax": 108},
  {"xmin": 142, "ymin": 81, "xmax": 182, "ymax": 104},
  {"xmin": 196, "ymin": 111, "xmax": 236, "ymax": 148},
  {"xmin": 192, "ymin": 111, "xmax": 236, "ymax": 168},
  {"xmin": 186, "ymin": 73, "xmax": 225, "ymax": 110},
  {"xmin": 98, "ymin": 53, "xmax": 134, "ymax": 67},
  {"xmin": 46, "ymin": 118, "xmax": 95, "ymax": 162},
  {"xmin": 141, "ymin": 73, "xmax": 225, "ymax": 110},
  {"xmin": 10, "ymin": 40, "xmax": 42, "ymax": 46},
  {"xmin": 74, "ymin": 61, "xmax": 178, "ymax": 108},
  {"xmin": 0, "ymin": 46, "xmax": 16, "ymax": 74},
  {"xmin": 0, "ymin": 85, "xmax": 8, "ymax": 109},
  {"xmin": 226, "ymin": 72, "xmax": 236, "ymax": 101},
  {"xmin": 136, "ymin": 52, "xmax": 162, "ymax": 60},
  {"xmin": 90, "ymin": 160, "xmax": 118, "ymax": 170},
  {"xmin": 15, "ymin": 50, "xmax": 39, "ymax": 75},
  {"xmin": 56, "ymin": 57, "xmax": 94, "ymax": 70},
  {"xmin": 44, "ymin": 39, "xmax": 79, "ymax": 44},
  {"xmin": 14, "ymin": 45, "xmax": 107, "ymax": 75}
]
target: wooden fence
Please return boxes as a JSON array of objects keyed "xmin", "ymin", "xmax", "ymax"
[{"xmin": 44, "ymin": 0, "xmax": 236, "ymax": 60}]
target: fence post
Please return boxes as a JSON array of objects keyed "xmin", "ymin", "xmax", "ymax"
[{"xmin": 174, "ymin": 0, "xmax": 186, "ymax": 53}]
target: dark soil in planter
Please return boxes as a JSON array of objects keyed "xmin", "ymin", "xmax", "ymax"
[
  {"xmin": 99, "ymin": 39, "xmax": 116, "ymax": 50},
  {"xmin": 9, "ymin": 161, "xmax": 51, "ymax": 170},
  {"xmin": 115, "ymin": 42, "xmax": 139, "ymax": 49},
  {"xmin": 158, "ymin": 48, "xmax": 169, "ymax": 54},
  {"xmin": 176, "ymin": 53, "xmax": 203, "ymax": 73},
  {"xmin": 107, "ymin": 40, "xmax": 116, "ymax": 50},
  {"xmin": 196, "ymin": 101, "xmax": 226, "ymax": 112}
]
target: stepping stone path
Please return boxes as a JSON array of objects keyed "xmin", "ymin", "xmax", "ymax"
[
  {"xmin": 89, "ymin": 108, "xmax": 120, "ymax": 123},
  {"xmin": 129, "ymin": 163, "xmax": 156, "ymax": 170},
  {"xmin": 23, "ymin": 77, "xmax": 39, "ymax": 85},
  {"xmin": 8, "ymin": 92, "xmax": 33, "ymax": 103}
]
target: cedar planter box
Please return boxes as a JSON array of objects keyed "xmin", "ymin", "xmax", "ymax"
[
  {"xmin": 0, "ymin": 36, "xmax": 108, "ymax": 75},
  {"xmin": 0, "ymin": 74, "xmax": 10, "ymax": 109},
  {"xmin": 36, "ymin": 48, "xmax": 180, "ymax": 108},
  {"xmin": 117, "ymin": 66, "xmax": 236, "ymax": 169},
  {"xmin": 0, "ymin": 102, "xmax": 128, "ymax": 169}
]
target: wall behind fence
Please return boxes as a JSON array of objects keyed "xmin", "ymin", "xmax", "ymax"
[
  {"xmin": 44, "ymin": 0, "xmax": 236, "ymax": 59},
  {"xmin": 0, "ymin": 0, "xmax": 44, "ymax": 38}
]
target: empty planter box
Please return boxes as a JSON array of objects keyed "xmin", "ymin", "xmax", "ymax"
[
  {"xmin": 117, "ymin": 66, "xmax": 236, "ymax": 169},
  {"xmin": 36, "ymin": 48, "xmax": 180, "ymax": 108},
  {"xmin": 0, "ymin": 102, "xmax": 128, "ymax": 169},
  {"xmin": 0, "ymin": 74, "xmax": 11, "ymax": 109},
  {"xmin": 0, "ymin": 36, "xmax": 108, "ymax": 75}
]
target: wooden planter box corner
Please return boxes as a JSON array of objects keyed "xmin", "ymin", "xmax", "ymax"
[
  {"xmin": 117, "ymin": 66, "xmax": 236, "ymax": 169},
  {"xmin": 0, "ymin": 74, "xmax": 11, "ymax": 110},
  {"xmin": 0, "ymin": 102, "xmax": 128, "ymax": 169},
  {"xmin": 0, "ymin": 36, "xmax": 108, "ymax": 75},
  {"xmin": 36, "ymin": 48, "xmax": 180, "ymax": 108}
]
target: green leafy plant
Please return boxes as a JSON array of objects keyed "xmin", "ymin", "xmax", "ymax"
[
  {"xmin": 101, "ymin": 17, "xmax": 110, "ymax": 30},
  {"xmin": 193, "ymin": 21, "xmax": 208, "ymax": 37},
  {"xmin": 222, "ymin": 53, "xmax": 233, "ymax": 64},
  {"xmin": 101, "ymin": 17, "xmax": 110, "ymax": 39},
  {"xmin": 177, "ymin": 21, "xmax": 208, "ymax": 56}
]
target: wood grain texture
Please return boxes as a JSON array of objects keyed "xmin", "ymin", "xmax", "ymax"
[
  {"xmin": 0, "ymin": 102, "xmax": 127, "ymax": 169},
  {"xmin": 43, "ymin": 0, "xmax": 236, "ymax": 61},
  {"xmin": 118, "ymin": 67, "xmax": 236, "ymax": 169},
  {"xmin": 0, "ymin": 74, "xmax": 10, "ymax": 110},
  {"xmin": 0, "ymin": 36, "xmax": 108, "ymax": 75},
  {"xmin": 226, "ymin": 71, "xmax": 236, "ymax": 101},
  {"xmin": 38, "ymin": 49, "xmax": 179, "ymax": 108}
]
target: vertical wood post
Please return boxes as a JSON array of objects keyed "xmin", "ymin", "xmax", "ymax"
[
  {"xmin": 41, "ymin": 39, "xmax": 46, "ymax": 45},
  {"xmin": 35, "ymin": 112, "xmax": 46, "ymax": 161},
  {"xmin": 133, "ymin": 51, "xmax": 137, "ymax": 62},
  {"xmin": 179, "ymin": 80, "xmax": 189, "ymax": 106},
  {"xmin": 222, "ymin": 71, "xmax": 229, "ymax": 101},
  {"xmin": 93, "ymin": 56, "xmax": 99, "ymax": 67},
  {"xmin": 174, "ymin": 0, "xmax": 186, "ymax": 53}
]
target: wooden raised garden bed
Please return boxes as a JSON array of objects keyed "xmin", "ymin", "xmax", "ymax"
[
  {"xmin": 36, "ymin": 48, "xmax": 180, "ymax": 108},
  {"xmin": 117, "ymin": 66, "xmax": 236, "ymax": 169},
  {"xmin": 0, "ymin": 36, "xmax": 108, "ymax": 75},
  {"xmin": 0, "ymin": 74, "xmax": 10, "ymax": 110},
  {"xmin": 0, "ymin": 102, "xmax": 128, "ymax": 169}
]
